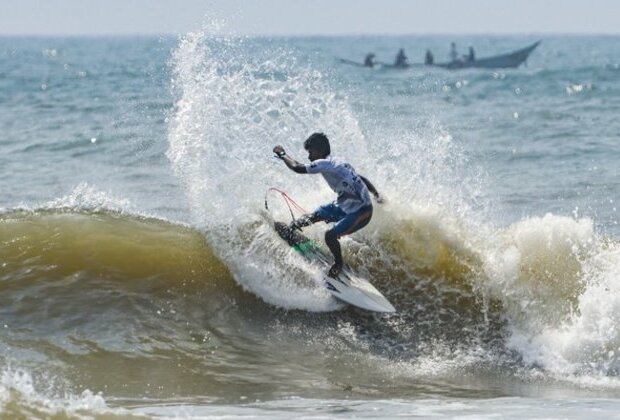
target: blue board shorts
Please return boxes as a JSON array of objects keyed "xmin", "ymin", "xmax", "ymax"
[{"xmin": 314, "ymin": 203, "xmax": 373, "ymax": 238}]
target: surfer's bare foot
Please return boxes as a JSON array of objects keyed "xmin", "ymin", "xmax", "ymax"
[{"xmin": 328, "ymin": 263, "xmax": 342, "ymax": 278}]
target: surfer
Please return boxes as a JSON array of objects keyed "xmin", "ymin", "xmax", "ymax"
[{"xmin": 273, "ymin": 133, "xmax": 382, "ymax": 278}]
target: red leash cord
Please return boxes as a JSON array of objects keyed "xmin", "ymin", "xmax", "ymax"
[{"xmin": 265, "ymin": 188, "xmax": 307, "ymax": 222}]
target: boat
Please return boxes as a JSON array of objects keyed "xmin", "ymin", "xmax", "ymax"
[
  {"xmin": 336, "ymin": 41, "xmax": 540, "ymax": 71},
  {"xmin": 337, "ymin": 57, "xmax": 372, "ymax": 68},
  {"xmin": 433, "ymin": 41, "xmax": 541, "ymax": 70},
  {"xmin": 336, "ymin": 58, "xmax": 422, "ymax": 70}
]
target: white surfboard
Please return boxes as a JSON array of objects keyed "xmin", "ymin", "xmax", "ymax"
[
  {"xmin": 264, "ymin": 189, "xmax": 396, "ymax": 313},
  {"xmin": 325, "ymin": 270, "xmax": 396, "ymax": 313},
  {"xmin": 272, "ymin": 220, "xmax": 396, "ymax": 313}
]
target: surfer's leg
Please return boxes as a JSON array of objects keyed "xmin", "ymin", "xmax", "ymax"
[
  {"xmin": 308, "ymin": 203, "xmax": 347, "ymax": 277},
  {"xmin": 290, "ymin": 213, "xmax": 321, "ymax": 231},
  {"xmin": 335, "ymin": 205, "xmax": 373, "ymax": 237},
  {"xmin": 325, "ymin": 205, "xmax": 373, "ymax": 277},
  {"xmin": 291, "ymin": 203, "xmax": 343, "ymax": 231},
  {"xmin": 325, "ymin": 228, "xmax": 343, "ymax": 277}
]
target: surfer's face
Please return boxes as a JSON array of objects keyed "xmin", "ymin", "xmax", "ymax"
[{"xmin": 306, "ymin": 147, "xmax": 323, "ymax": 162}]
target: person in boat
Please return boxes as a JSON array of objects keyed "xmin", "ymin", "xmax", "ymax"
[
  {"xmin": 394, "ymin": 48, "xmax": 408, "ymax": 68},
  {"xmin": 424, "ymin": 49, "xmax": 434, "ymax": 65},
  {"xmin": 467, "ymin": 45, "xmax": 475, "ymax": 62},
  {"xmin": 364, "ymin": 53, "xmax": 376, "ymax": 67},
  {"xmin": 449, "ymin": 42, "xmax": 458, "ymax": 62},
  {"xmin": 273, "ymin": 133, "xmax": 382, "ymax": 278}
]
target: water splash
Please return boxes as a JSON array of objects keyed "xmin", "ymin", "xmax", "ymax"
[
  {"xmin": 0, "ymin": 367, "xmax": 113, "ymax": 417},
  {"xmin": 167, "ymin": 29, "xmax": 367, "ymax": 310},
  {"xmin": 165, "ymin": 28, "xmax": 620, "ymax": 386}
]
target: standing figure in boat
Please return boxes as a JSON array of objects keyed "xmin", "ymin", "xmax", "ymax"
[
  {"xmin": 364, "ymin": 53, "xmax": 376, "ymax": 68},
  {"xmin": 394, "ymin": 48, "xmax": 408, "ymax": 68},
  {"xmin": 424, "ymin": 49, "xmax": 434, "ymax": 65},
  {"xmin": 467, "ymin": 45, "xmax": 476, "ymax": 63},
  {"xmin": 449, "ymin": 42, "xmax": 458, "ymax": 62}
]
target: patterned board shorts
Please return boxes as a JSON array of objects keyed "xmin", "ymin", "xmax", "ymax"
[{"xmin": 314, "ymin": 203, "xmax": 373, "ymax": 238}]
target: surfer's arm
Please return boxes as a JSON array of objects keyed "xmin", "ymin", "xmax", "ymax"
[
  {"xmin": 360, "ymin": 175, "xmax": 383, "ymax": 203},
  {"xmin": 273, "ymin": 145, "xmax": 308, "ymax": 174}
]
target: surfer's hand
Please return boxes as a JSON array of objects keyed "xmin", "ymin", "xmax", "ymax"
[
  {"xmin": 273, "ymin": 145, "xmax": 286, "ymax": 159},
  {"xmin": 374, "ymin": 193, "xmax": 385, "ymax": 204}
]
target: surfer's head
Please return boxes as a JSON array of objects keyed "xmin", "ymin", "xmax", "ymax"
[{"xmin": 304, "ymin": 132, "xmax": 330, "ymax": 161}]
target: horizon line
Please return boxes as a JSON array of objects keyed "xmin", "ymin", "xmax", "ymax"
[{"xmin": 1, "ymin": 31, "xmax": 619, "ymax": 38}]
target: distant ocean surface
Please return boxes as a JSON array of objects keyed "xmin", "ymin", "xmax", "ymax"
[{"xmin": 2, "ymin": 32, "xmax": 620, "ymax": 418}]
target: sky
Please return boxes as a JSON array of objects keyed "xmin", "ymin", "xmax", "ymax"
[{"xmin": 0, "ymin": 0, "xmax": 619, "ymax": 36}]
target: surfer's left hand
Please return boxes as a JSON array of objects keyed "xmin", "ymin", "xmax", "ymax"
[
  {"xmin": 273, "ymin": 145, "xmax": 286, "ymax": 159},
  {"xmin": 375, "ymin": 193, "xmax": 385, "ymax": 204}
]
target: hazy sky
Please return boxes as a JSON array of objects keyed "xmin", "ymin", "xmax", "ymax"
[{"xmin": 1, "ymin": 0, "xmax": 618, "ymax": 36}]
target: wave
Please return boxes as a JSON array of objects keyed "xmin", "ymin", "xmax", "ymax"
[
  {"xmin": 0, "ymin": 209, "xmax": 230, "ymax": 291},
  {"xmin": 4, "ymin": 198, "xmax": 620, "ymax": 387},
  {"xmin": 0, "ymin": 204, "xmax": 495, "ymax": 329},
  {"xmin": 160, "ymin": 30, "xmax": 620, "ymax": 383}
]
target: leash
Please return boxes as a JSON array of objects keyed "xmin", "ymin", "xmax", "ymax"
[{"xmin": 264, "ymin": 188, "xmax": 307, "ymax": 223}]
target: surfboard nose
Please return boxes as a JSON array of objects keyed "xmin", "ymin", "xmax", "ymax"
[{"xmin": 325, "ymin": 277, "xmax": 396, "ymax": 313}]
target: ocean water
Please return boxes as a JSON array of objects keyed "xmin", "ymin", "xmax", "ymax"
[{"xmin": 1, "ymin": 32, "xmax": 620, "ymax": 418}]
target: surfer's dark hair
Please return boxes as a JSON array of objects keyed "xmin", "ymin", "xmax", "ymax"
[{"xmin": 304, "ymin": 132, "xmax": 330, "ymax": 156}]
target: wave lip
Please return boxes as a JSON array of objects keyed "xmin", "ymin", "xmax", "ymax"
[{"xmin": 0, "ymin": 209, "xmax": 230, "ymax": 287}]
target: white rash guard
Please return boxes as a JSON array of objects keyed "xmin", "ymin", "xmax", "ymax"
[{"xmin": 305, "ymin": 156, "xmax": 372, "ymax": 213}]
